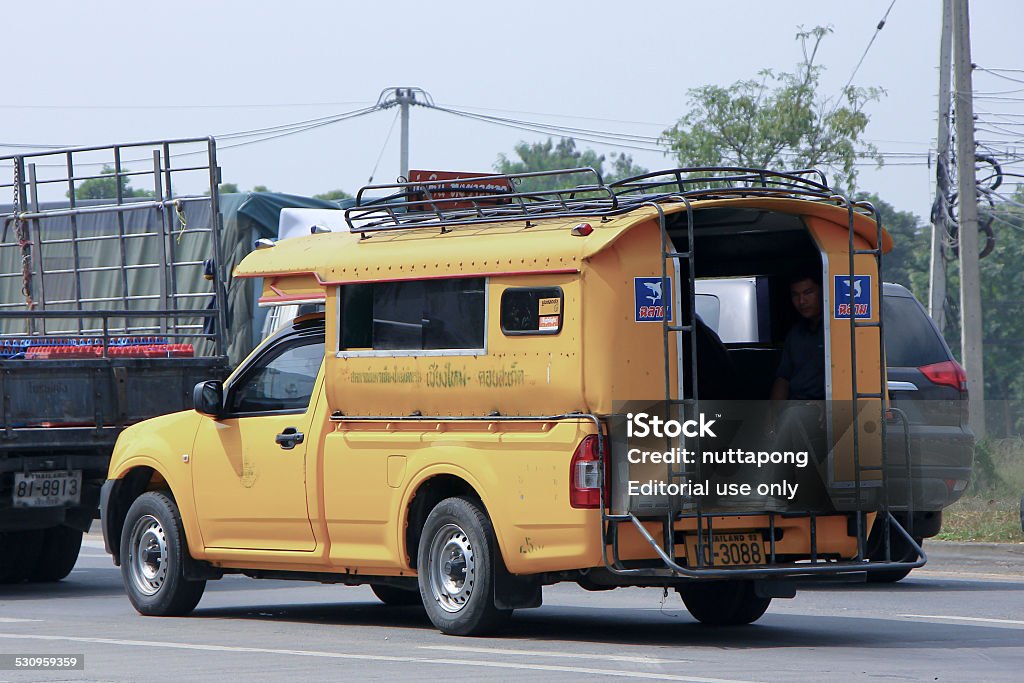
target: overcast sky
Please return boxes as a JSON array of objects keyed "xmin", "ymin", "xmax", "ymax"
[{"xmin": 3, "ymin": 1, "xmax": 1022, "ymax": 220}]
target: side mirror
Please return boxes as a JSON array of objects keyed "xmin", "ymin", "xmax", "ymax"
[{"xmin": 192, "ymin": 380, "xmax": 224, "ymax": 418}]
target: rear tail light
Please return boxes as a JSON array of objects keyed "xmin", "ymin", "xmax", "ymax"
[
  {"xmin": 945, "ymin": 478, "xmax": 969, "ymax": 493},
  {"xmin": 919, "ymin": 360, "xmax": 968, "ymax": 391},
  {"xmin": 569, "ymin": 435, "xmax": 606, "ymax": 509}
]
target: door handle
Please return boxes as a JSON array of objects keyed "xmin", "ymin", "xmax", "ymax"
[{"xmin": 275, "ymin": 427, "xmax": 305, "ymax": 450}]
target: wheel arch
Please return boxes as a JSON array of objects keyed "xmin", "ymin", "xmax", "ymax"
[
  {"xmin": 102, "ymin": 461, "xmax": 176, "ymax": 566},
  {"xmin": 402, "ymin": 470, "xmax": 498, "ymax": 572}
]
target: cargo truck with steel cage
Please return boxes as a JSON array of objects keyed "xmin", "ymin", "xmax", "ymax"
[
  {"xmin": 0, "ymin": 139, "xmax": 230, "ymax": 583},
  {"xmin": 100, "ymin": 166, "xmax": 924, "ymax": 635}
]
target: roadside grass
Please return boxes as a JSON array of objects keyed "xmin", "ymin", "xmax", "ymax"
[{"xmin": 935, "ymin": 438, "xmax": 1024, "ymax": 543}]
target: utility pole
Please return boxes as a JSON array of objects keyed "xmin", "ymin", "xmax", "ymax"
[
  {"xmin": 952, "ymin": 0, "xmax": 985, "ymax": 437},
  {"xmin": 929, "ymin": 0, "xmax": 953, "ymax": 333},
  {"xmin": 397, "ymin": 87, "xmax": 412, "ymax": 180},
  {"xmin": 376, "ymin": 87, "xmax": 431, "ymax": 181}
]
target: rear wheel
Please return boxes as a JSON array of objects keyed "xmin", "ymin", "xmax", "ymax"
[
  {"xmin": 30, "ymin": 526, "xmax": 83, "ymax": 583},
  {"xmin": 867, "ymin": 536, "xmax": 922, "ymax": 584},
  {"xmin": 677, "ymin": 581, "xmax": 771, "ymax": 626},
  {"xmin": 371, "ymin": 583, "xmax": 422, "ymax": 607},
  {"xmin": 417, "ymin": 497, "xmax": 508, "ymax": 636},
  {"xmin": 120, "ymin": 492, "xmax": 205, "ymax": 616},
  {"xmin": 0, "ymin": 531, "xmax": 44, "ymax": 584}
]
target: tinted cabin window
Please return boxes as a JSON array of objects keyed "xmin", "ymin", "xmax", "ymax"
[
  {"xmin": 341, "ymin": 278, "xmax": 485, "ymax": 351},
  {"xmin": 500, "ymin": 287, "xmax": 563, "ymax": 335},
  {"xmin": 229, "ymin": 335, "xmax": 324, "ymax": 414}
]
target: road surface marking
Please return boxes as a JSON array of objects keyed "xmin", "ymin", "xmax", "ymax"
[
  {"xmin": 419, "ymin": 645, "xmax": 685, "ymax": 664},
  {"xmin": 901, "ymin": 614, "xmax": 1024, "ymax": 627},
  {"xmin": 0, "ymin": 618, "xmax": 41, "ymax": 623},
  {"xmin": 0, "ymin": 633, "xmax": 761, "ymax": 682},
  {"xmin": 913, "ymin": 570, "xmax": 1024, "ymax": 583}
]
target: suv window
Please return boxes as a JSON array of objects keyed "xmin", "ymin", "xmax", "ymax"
[
  {"xmin": 882, "ymin": 295, "xmax": 949, "ymax": 367},
  {"xmin": 228, "ymin": 335, "xmax": 324, "ymax": 414}
]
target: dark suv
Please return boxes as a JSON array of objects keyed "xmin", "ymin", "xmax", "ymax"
[
  {"xmin": 869, "ymin": 282, "xmax": 974, "ymax": 581},
  {"xmin": 695, "ymin": 279, "xmax": 974, "ymax": 582}
]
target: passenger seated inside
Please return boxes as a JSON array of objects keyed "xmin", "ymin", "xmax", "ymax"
[{"xmin": 770, "ymin": 268, "xmax": 827, "ymax": 458}]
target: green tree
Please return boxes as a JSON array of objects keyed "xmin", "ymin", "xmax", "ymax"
[
  {"xmin": 252, "ymin": 185, "xmax": 271, "ymax": 193},
  {"xmin": 494, "ymin": 137, "xmax": 647, "ymax": 192},
  {"xmin": 71, "ymin": 165, "xmax": 154, "ymax": 200},
  {"xmin": 218, "ymin": 182, "xmax": 240, "ymax": 194},
  {"xmin": 856, "ymin": 193, "xmax": 930, "ymax": 299},
  {"xmin": 976, "ymin": 193, "xmax": 1024, "ymax": 434},
  {"xmin": 661, "ymin": 26, "xmax": 882, "ymax": 191},
  {"xmin": 313, "ymin": 189, "xmax": 353, "ymax": 201},
  {"xmin": 932, "ymin": 189, "xmax": 1024, "ymax": 435}
]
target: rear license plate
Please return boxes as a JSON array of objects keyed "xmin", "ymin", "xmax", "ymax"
[
  {"xmin": 686, "ymin": 532, "xmax": 764, "ymax": 567},
  {"xmin": 12, "ymin": 470, "xmax": 82, "ymax": 508}
]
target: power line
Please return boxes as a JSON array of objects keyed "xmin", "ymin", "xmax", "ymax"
[
  {"xmin": 425, "ymin": 104, "xmax": 668, "ymax": 153},
  {"xmin": 436, "ymin": 102, "xmax": 670, "ymax": 129},
  {"xmin": 367, "ymin": 109, "xmax": 401, "ymax": 184},
  {"xmin": 215, "ymin": 105, "xmax": 381, "ymax": 140},
  {"xmin": 0, "ymin": 100, "xmax": 375, "ymax": 111},
  {"xmin": 215, "ymin": 107, "xmax": 380, "ymax": 152},
  {"xmin": 978, "ymin": 67, "xmax": 1024, "ymax": 74},
  {"xmin": 838, "ymin": 0, "xmax": 898, "ymax": 95},
  {"xmin": 430, "ymin": 104, "xmax": 664, "ymax": 144},
  {"xmin": 17, "ymin": 105, "xmax": 383, "ymax": 168},
  {"xmin": 975, "ymin": 67, "xmax": 1024, "ymax": 86}
]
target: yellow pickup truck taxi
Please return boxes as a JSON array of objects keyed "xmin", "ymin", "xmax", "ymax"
[{"xmin": 101, "ymin": 167, "xmax": 919, "ymax": 635}]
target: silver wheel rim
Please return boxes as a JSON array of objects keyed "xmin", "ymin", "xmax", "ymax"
[
  {"xmin": 427, "ymin": 522, "xmax": 475, "ymax": 614},
  {"xmin": 127, "ymin": 514, "xmax": 168, "ymax": 597}
]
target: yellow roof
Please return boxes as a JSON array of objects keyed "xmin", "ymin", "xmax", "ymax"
[{"xmin": 233, "ymin": 197, "xmax": 891, "ymax": 285}]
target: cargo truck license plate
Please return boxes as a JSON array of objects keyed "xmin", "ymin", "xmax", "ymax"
[
  {"xmin": 686, "ymin": 532, "xmax": 764, "ymax": 567},
  {"xmin": 12, "ymin": 470, "xmax": 82, "ymax": 508}
]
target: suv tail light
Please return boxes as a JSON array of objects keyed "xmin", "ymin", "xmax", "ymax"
[
  {"xmin": 919, "ymin": 360, "xmax": 968, "ymax": 392},
  {"xmin": 569, "ymin": 435, "xmax": 606, "ymax": 509}
]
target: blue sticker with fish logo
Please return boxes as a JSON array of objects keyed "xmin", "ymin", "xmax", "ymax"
[
  {"xmin": 834, "ymin": 274, "xmax": 871, "ymax": 319},
  {"xmin": 634, "ymin": 276, "xmax": 671, "ymax": 322}
]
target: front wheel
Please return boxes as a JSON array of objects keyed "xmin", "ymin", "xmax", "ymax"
[
  {"xmin": 120, "ymin": 491, "xmax": 205, "ymax": 616},
  {"xmin": 417, "ymin": 497, "xmax": 508, "ymax": 636},
  {"xmin": 677, "ymin": 581, "xmax": 771, "ymax": 626}
]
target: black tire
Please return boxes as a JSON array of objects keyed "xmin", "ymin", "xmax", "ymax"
[
  {"xmin": 29, "ymin": 526, "xmax": 83, "ymax": 583},
  {"xmin": 868, "ymin": 536, "xmax": 925, "ymax": 585},
  {"xmin": 371, "ymin": 583, "xmax": 423, "ymax": 607},
  {"xmin": 120, "ymin": 491, "xmax": 205, "ymax": 616},
  {"xmin": 0, "ymin": 530, "xmax": 44, "ymax": 584},
  {"xmin": 677, "ymin": 581, "xmax": 772, "ymax": 626},
  {"xmin": 867, "ymin": 532, "xmax": 922, "ymax": 584},
  {"xmin": 417, "ymin": 496, "xmax": 508, "ymax": 636}
]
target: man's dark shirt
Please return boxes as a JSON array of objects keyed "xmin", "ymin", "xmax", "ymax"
[{"xmin": 776, "ymin": 316, "xmax": 825, "ymax": 400}]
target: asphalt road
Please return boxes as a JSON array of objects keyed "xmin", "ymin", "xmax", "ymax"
[{"xmin": 1, "ymin": 536, "xmax": 1022, "ymax": 682}]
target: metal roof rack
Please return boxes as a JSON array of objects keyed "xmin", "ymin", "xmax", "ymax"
[
  {"xmin": 345, "ymin": 168, "xmax": 618, "ymax": 234},
  {"xmin": 609, "ymin": 167, "xmax": 832, "ymax": 200},
  {"xmin": 344, "ymin": 166, "xmax": 840, "ymax": 235}
]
